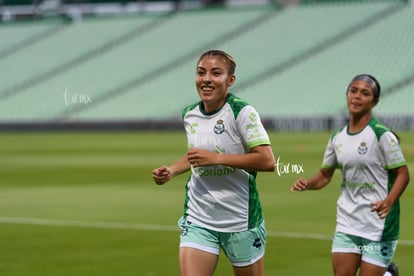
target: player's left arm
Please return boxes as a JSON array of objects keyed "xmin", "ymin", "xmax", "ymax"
[
  {"xmin": 187, "ymin": 144, "xmax": 275, "ymax": 172},
  {"xmin": 387, "ymin": 165, "xmax": 410, "ymax": 205},
  {"xmin": 371, "ymin": 131, "xmax": 410, "ymax": 219},
  {"xmin": 371, "ymin": 131, "xmax": 411, "ymax": 218},
  {"xmin": 371, "ymin": 165, "xmax": 410, "ymax": 219}
]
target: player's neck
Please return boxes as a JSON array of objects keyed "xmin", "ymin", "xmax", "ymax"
[{"xmin": 348, "ymin": 113, "xmax": 372, "ymax": 133}]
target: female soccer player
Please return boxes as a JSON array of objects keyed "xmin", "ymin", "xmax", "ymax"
[
  {"xmin": 290, "ymin": 74, "xmax": 410, "ymax": 276},
  {"xmin": 152, "ymin": 50, "xmax": 275, "ymax": 276}
]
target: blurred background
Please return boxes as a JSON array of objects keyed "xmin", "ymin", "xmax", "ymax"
[{"xmin": 1, "ymin": 0, "xmax": 413, "ymax": 131}]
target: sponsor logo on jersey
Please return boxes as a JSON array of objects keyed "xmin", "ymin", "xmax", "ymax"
[
  {"xmin": 198, "ymin": 166, "xmax": 235, "ymax": 176},
  {"xmin": 341, "ymin": 181, "xmax": 376, "ymax": 189}
]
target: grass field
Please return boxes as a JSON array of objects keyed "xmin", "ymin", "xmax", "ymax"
[{"xmin": 0, "ymin": 131, "xmax": 413, "ymax": 275}]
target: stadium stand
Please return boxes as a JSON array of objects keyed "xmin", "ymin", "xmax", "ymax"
[
  {"xmin": 0, "ymin": 7, "xmax": 272, "ymax": 122},
  {"xmin": 234, "ymin": 1, "xmax": 407, "ymax": 116},
  {"xmin": 0, "ymin": 14, "xmax": 167, "ymax": 121},
  {"xmin": 0, "ymin": 0, "xmax": 413, "ymax": 130},
  {"xmin": 0, "ymin": 19, "xmax": 64, "ymax": 58},
  {"xmin": 65, "ymin": 7, "xmax": 274, "ymax": 121}
]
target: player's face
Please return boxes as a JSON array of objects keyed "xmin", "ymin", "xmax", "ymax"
[
  {"xmin": 346, "ymin": 80, "xmax": 377, "ymax": 116},
  {"xmin": 196, "ymin": 56, "xmax": 235, "ymax": 112}
]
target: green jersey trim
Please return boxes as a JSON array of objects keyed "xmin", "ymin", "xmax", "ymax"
[
  {"xmin": 330, "ymin": 128, "xmax": 342, "ymax": 141},
  {"xmin": 182, "ymin": 103, "xmax": 199, "ymax": 120},
  {"xmin": 385, "ymin": 161, "xmax": 407, "ymax": 170},
  {"xmin": 382, "ymin": 169, "xmax": 400, "ymax": 241},
  {"xmin": 333, "ymin": 118, "xmax": 389, "ymax": 141},
  {"xmin": 183, "ymin": 175, "xmax": 191, "ymax": 215},
  {"xmin": 321, "ymin": 163, "xmax": 342, "ymax": 169},
  {"xmin": 322, "ymin": 163, "xmax": 335, "ymax": 169},
  {"xmin": 181, "ymin": 93, "xmax": 249, "ymax": 120},
  {"xmin": 226, "ymin": 93, "xmax": 249, "ymax": 120},
  {"xmin": 248, "ymin": 173, "xmax": 263, "ymax": 228},
  {"xmin": 368, "ymin": 118, "xmax": 390, "ymax": 142},
  {"xmin": 248, "ymin": 139, "xmax": 271, "ymax": 149},
  {"xmin": 369, "ymin": 118, "xmax": 402, "ymax": 240}
]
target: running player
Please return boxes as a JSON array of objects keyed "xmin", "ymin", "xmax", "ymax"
[
  {"xmin": 290, "ymin": 74, "xmax": 409, "ymax": 276},
  {"xmin": 152, "ymin": 50, "xmax": 275, "ymax": 276}
]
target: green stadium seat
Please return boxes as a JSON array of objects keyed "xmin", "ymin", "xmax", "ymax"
[{"xmin": 0, "ymin": 1, "xmax": 413, "ymax": 129}]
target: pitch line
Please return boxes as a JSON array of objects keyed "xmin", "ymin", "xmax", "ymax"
[
  {"xmin": 0, "ymin": 216, "xmax": 177, "ymax": 232},
  {"xmin": 0, "ymin": 216, "xmax": 413, "ymax": 246}
]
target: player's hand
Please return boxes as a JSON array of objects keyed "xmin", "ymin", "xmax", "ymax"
[
  {"xmin": 290, "ymin": 177, "xmax": 310, "ymax": 192},
  {"xmin": 152, "ymin": 166, "xmax": 172, "ymax": 185},
  {"xmin": 370, "ymin": 200, "xmax": 391, "ymax": 219},
  {"xmin": 187, "ymin": 148, "xmax": 218, "ymax": 167}
]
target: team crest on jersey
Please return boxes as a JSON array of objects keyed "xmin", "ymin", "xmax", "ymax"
[
  {"xmin": 214, "ymin": 119, "xmax": 225, "ymax": 134},
  {"xmin": 358, "ymin": 142, "xmax": 368, "ymax": 155}
]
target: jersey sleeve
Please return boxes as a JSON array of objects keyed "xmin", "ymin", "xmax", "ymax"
[
  {"xmin": 380, "ymin": 131, "xmax": 406, "ymax": 170},
  {"xmin": 236, "ymin": 105, "xmax": 270, "ymax": 149},
  {"xmin": 321, "ymin": 137, "xmax": 337, "ymax": 169}
]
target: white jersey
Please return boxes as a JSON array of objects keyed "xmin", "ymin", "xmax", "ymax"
[
  {"xmin": 182, "ymin": 93, "xmax": 271, "ymax": 232},
  {"xmin": 322, "ymin": 118, "xmax": 406, "ymax": 241}
]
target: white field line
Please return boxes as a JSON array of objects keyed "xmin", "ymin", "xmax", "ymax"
[
  {"xmin": 0, "ymin": 216, "xmax": 177, "ymax": 232},
  {"xmin": 0, "ymin": 216, "xmax": 413, "ymax": 246}
]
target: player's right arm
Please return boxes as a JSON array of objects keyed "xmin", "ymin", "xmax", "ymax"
[
  {"xmin": 290, "ymin": 167, "xmax": 335, "ymax": 192},
  {"xmin": 152, "ymin": 154, "xmax": 191, "ymax": 185}
]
